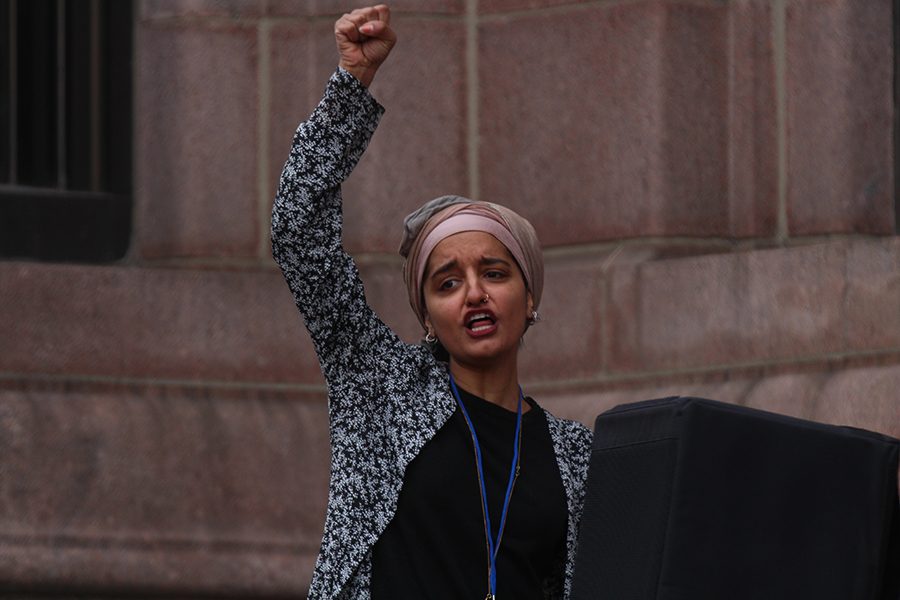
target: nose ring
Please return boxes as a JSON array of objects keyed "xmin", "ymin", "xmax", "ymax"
[{"xmin": 481, "ymin": 294, "xmax": 490, "ymax": 304}]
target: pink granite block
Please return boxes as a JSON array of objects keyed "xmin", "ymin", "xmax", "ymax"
[
  {"xmin": 480, "ymin": 0, "xmax": 592, "ymax": 14},
  {"xmin": 0, "ymin": 378, "xmax": 326, "ymax": 595},
  {"xmin": 786, "ymin": 0, "xmax": 894, "ymax": 235},
  {"xmin": 136, "ymin": 22, "xmax": 260, "ymax": 259},
  {"xmin": 140, "ymin": 0, "xmax": 266, "ymax": 19},
  {"xmin": 844, "ymin": 238, "xmax": 900, "ymax": 351},
  {"xmin": 268, "ymin": 22, "xmax": 317, "ymax": 206},
  {"xmin": 727, "ymin": 0, "xmax": 778, "ymax": 237},
  {"xmin": 606, "ymin": 242, "xmax": 846, "ymax": 373},
  {"xmin": 519, "ymin": 252, "xmax": 610, "ymax": 383},
  {"xmin": 479, "ymin": 1, "xmax": 776, "ymax": 245},
  {"xmin": 480, "ymin": 3, "xmax": 667, "ymax": 245},
  {"xmin": 0, "ymin": 262, "xmax": 324, "ymax": 384},
  {"xmin": 741, "ymin": 371, "xmax": 826, "ymax": 419},
  {"xmin": 267, "ymin": 0, "xmax": 464, "ymax": 16},
  {"xmin": 606, "ymin": 250, "xmax": 745, "ymax": 372},
  {"xmin": 812, "ymin": 364, "xmax": 900, "ymax": 440},
  {"xmin": 655, "ymin": 3, "xmax": 732, "ymax": 233},
  {"xmin": 742, "ymin": 242, "xmax": 845, "ymax": 358}
]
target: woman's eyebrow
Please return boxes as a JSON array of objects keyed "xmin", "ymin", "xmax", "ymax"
[
  {"xmin": 429, "ymin": 259, "xmax": 458, "ymax": 279},
  {"xmin": 481, "ymin": 256, "xmax": 511, "ymax": 267},
  {"xmin": 429, "ymin": 256, "xmax": 511, "ymax": 279}
]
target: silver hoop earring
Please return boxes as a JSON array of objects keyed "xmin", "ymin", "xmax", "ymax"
[
  {"xmin": 527, "ymin": 310, "xmax": 541, "ymax": 326},
  {"xmin": 425, "ymin": 331, "xmax": 437, "ymax": 344}
]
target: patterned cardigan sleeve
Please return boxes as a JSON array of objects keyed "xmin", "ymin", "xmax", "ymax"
[{"xmin": 271, "ymin": 68, "xmax": 408, "ymax": 404}]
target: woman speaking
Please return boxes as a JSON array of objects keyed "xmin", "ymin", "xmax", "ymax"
[{"xmin": 271, "ymin": 5, "xmax": 592, "ymax": 598}]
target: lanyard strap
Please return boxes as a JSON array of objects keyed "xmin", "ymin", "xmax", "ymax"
[{"xmin": 449, "ymin": 373, "xmax": 523, "ymax": 600}]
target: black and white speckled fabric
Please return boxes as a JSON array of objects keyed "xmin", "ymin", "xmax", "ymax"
[{"xmin": 271, "ymin": 67, "xmax": 593, "ymax": 600}]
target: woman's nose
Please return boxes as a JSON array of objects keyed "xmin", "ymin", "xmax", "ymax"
[{"xmin": 464, "ymin": 277, "xmax": 486, "ymax": 305}]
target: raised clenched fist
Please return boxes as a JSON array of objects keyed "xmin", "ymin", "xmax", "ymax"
[{"xmin": 335, "ymin": 4, "xmax": 397, "ymax": 88}]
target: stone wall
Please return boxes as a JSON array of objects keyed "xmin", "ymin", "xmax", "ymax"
[{"xmin": 0, "ymin": 0, "xmax": 896, "ymax": 596}]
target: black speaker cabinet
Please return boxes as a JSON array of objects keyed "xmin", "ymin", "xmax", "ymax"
[{"xmin": 571, "ymin": 397, "xmax": 900, "ymax": 600}]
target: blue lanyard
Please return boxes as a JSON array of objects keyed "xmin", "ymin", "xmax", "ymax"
[{"xmin": 449, "ymin": 373, "xmax": 523, "ymax": 600}]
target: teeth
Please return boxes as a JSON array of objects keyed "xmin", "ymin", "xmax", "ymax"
[
  {"xmin": 467, "ymin": 313, "xmax": 492, "ymax": 326},
  {"xmin": 467, "ymin": 312, "xmax": 495, "ymax": 333}
]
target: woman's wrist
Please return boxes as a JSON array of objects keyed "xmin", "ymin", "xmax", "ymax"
[{"xmin": 338, "ymin": 61, "xmax": 377, "ymax": 88}]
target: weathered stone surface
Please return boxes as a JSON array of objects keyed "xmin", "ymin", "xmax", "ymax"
[
  {"xmin": 479, "ymin": 0, "xmax": 776, "ymax": 246},
  {"xmin": 0, "ymin": 379, "xmax": 328, "ymax": 595},
  {"xmin": 480, "ymin": 0, "xmax": 592, "ymax": 14},
  {"xmin": 519, "ymin": 251, "xmax": 611, "ymax": 382},
  {"xmin": 140, "ymin": 0, "xmax": 266, "ymax": 19},
  {"xmin": 136, "ymin": 22, "xmax": 260, "ymax": 259},
  {"xmin": 812, "ymin": 364, "xmax": 900, "ymax": 440},
  {"xmin": 267, "ymin": 0, "xmax": 464, "ymax": 16},
  {"xmin": 844, "ymin": 238, "xmax": 900, "ymax": 351},
  {"xmin": 785, "ymin": 0, "xmax": 894, "ymax": 235},
  {"xmin": 741, "ymin": 371, "xmax": 826, "ymax": 419},
  {"xmin": 0, "ymin": 262, "xmax": 322, "ymax": 384},
  {"xmin": 537, "ymin": 362, "xmax": 900, "ymax": 442},
  {"xmin": 727, "ymin": 0, "xmax": 779, "ymax": 237},
  {"xmin": 606, "ymin": 242, "xmax": 848, "ymax": 373}
]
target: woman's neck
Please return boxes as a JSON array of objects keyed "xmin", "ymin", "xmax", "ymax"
[{"xmin": 449, "ymin": 357, "xmax": 528, "ymax": 412}]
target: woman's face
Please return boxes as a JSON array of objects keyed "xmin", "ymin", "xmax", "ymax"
[{"xmin": 422, "ymin": 231, "xmax": 533, "ymax": 370}]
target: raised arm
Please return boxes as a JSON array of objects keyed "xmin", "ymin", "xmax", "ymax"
[{"xmin": 271, "ymin": 6, "xmax": 401, "ymax": 384}]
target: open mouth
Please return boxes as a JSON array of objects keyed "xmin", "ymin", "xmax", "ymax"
[{"xmin": 466, "ymin": 312, "xmax": 496, "ymax": 333}]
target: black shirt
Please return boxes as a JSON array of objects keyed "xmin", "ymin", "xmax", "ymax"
[{"xmin": 371, "ymin": 386, "xmax": 568, "ymax": 599}]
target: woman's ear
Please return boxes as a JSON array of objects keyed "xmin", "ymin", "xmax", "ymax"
[{"xmin": 526, "ymin": 291, "xmax": 534, "ymax": 315}]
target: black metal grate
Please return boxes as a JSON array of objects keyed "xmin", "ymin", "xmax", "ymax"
[{"xmin": 0, "ymin": 0, "xmax": 132, "ymax": 262}]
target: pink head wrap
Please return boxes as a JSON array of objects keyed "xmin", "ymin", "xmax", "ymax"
[{"xmin": 400, "ymin": 196, "xmax": 543, "ymax": 329}]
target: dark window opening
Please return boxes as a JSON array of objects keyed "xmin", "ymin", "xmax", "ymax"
[{"xmin": 0, "ymin": 0, "xmax": 132, "ymax": 262}]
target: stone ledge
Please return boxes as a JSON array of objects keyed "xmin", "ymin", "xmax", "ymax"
[
  {"xmin": 0, "ymin": 540, "xmax": 314, "ymax": 596},
  {"xmin": 605, "ymin": 237, "xmax": 900, "ymax": 376},
  {"xmin": 0, "ymin": 378, "xmax": 327, "ymax": 595},
  {"xmin": 0, "ymin": 262, "xmax": 323, "ymax": 383},
  {"xmin": 3, "ymin": 237, "xmax": 897, "ymax": 386},
  {"xmin": 268, "ymin": 0, "xmax": 465, "ymax": 17},
  {"xmin": 538, "ymin": 360, "xmax": 900, "ymax": 444}
]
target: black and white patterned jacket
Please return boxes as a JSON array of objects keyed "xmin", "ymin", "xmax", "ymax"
[{"xmin": 272, "ymin": 68, "xmax": 593, "ymax": 600}]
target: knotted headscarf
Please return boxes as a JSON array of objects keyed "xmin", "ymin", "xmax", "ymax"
[{"xmin": 399, "ymin": 195, "xmax": 544, "ymax": 329}]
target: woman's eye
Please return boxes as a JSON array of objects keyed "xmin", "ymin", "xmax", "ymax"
[
  {"xmin": 439, "ymin": 279, "xmax": 458, "ymax": 290},
  {"xmin": 485, "ymin": 270, "xmax": 505, "ymax": 279}
]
